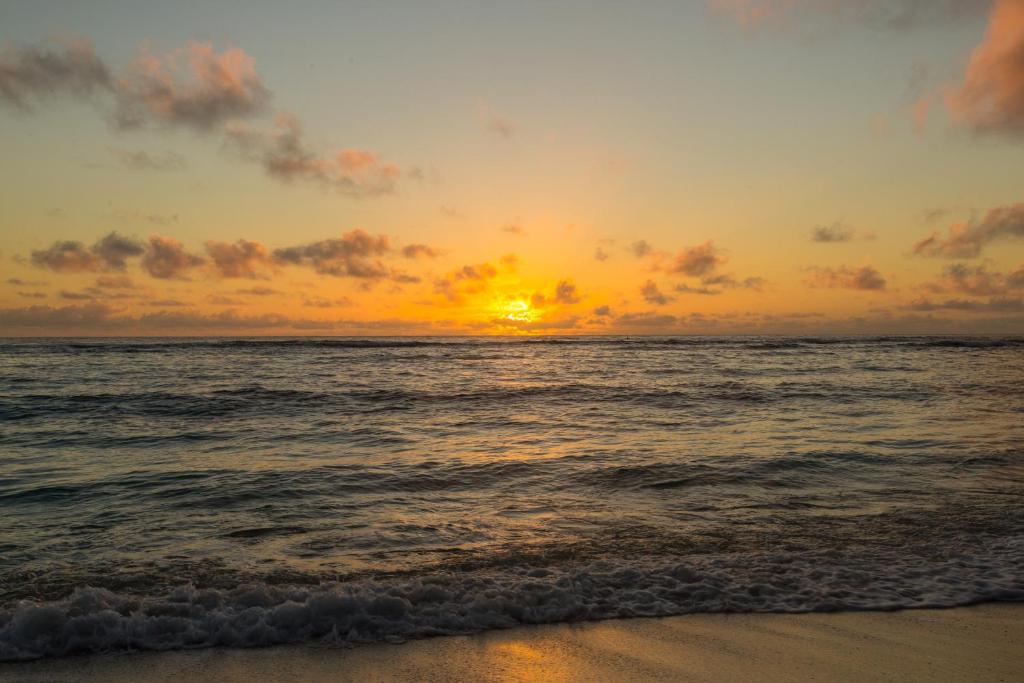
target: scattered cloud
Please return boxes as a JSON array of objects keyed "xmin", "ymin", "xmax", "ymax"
[
  {"xmin": 113, "ymin": 41, "xmax": 269, "ymax": 131},
  {"xmin": 205, "ymin": 238, "xmax": 272, "ymax": 278},
  {"xmin": 30, "ymin": 231, "xmax": 144, "ymax": 273},
  {"xmin": 401, "ymin": 244, "xmax": 440, "ymax": 259},
  {"xmin": 111, "ymin": 209, "xmax": 179, "ymax": 225},
  {"xmin": 630, "ymin": 240, "xmax": 653, "ymax": 258},
  {"xmin": 593, "ymin": 305, "xmax": 612, "ymax": 316},
  {"xmin": 922, "ymin": 261, "xmax": 1024, "ymax": 296},
  {"xmin": 0, "ymin": 40, "xmax": 112, "ymax": 109},
  {"xmin": 302, "ymin": 296, "xmax": 353, "ymax": 308},
  {"xmin": 613, "ymin": 311, "xmax": 680, "ymax": 330},
  {"xmin": 0, "ymin": 38, "xmax": 410, "ymax": 198},
  {"xmin": 141, "ymin": 235, "xmax": 205, "ymax": 279},
  {"xmin": 225, "ymin": 113, "xmax": 403, "ymax": 197},
  {"xmin": 806, "ymin": 264, "xmax": 887, "ymax": 290},
  {"xmin": 912, "ymin": 203, "xmax": 1024, "ymax": 258},
  {"xmin": 235, "ymin": 286, "xmax": 277, "ymax": 296},
  {"xmin": 95, "ymin": 275, "xmax": 134, "ymax": 289},
  {"xmin": 110, "ymin": 147, "xmax": 186, "ymax": 171},
  {"xmin": 434, "ymin": 261, "xmax": 500, "ymax": 301},
  {"xmin": 594, "ymin": 246, "xmax": 610, "ymax": 261},
  {"xmin": 904, "ymin": 297, "xmax": 1024, "ymax": 312},
  {"xmin": 811, "ymin": 222, "xmax": 856, "ymax": 243},
  {"xmin": 273, "ymin": 229, "xmax": 393, "ymax": 279},
  {"xmin": 641, "ymin": 279, "xmax": 673, "ymax": 305},
  {"xmin": 674, "ymin": 283, "xmax": 722, "ymax": 296},
  {"xmin": 944, "ymin": 0, "xmax": 1024, "ymax": 137},
  {"xmin": 501, "ymin": 223, "xmax": 525, "ymax": 236},
  {"xmin": 553, "ymin": 279, "xmax": 581, "ymax": 304},
  {"xmin": 668, "ymin": 241, "xmax": 725, "ymax": 277},
  {"xmin": 709, "ymin": 0, "xmax": 989, "ymax": 31}
]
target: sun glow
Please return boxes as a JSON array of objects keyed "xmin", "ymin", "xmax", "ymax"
[{"xmin": 500, "ymin": 298, "xmax": 535, "ymax": 322}]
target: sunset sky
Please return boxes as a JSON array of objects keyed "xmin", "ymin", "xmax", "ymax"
[{"xmin": 1, "ymin": 0, "xmax": 1023, "ymax": 335}]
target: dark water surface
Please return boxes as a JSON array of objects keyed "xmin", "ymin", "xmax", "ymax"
[{"xmin": 1, "ymin": 336, "xmax": 1022, "ymax": 660}]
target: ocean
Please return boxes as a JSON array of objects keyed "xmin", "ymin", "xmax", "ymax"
[{"xmin": 1, "ymin": 336, "xmax": 1022, "ymax": 661}]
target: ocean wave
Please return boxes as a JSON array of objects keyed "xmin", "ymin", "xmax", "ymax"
[{"xmin": 2, "ymin": 541, "xmax": 1022, "ymax": 661}]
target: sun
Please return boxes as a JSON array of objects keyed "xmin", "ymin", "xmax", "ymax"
[{"xmin": 500, "ymin": 298, "xmax": 535, "ymax": 322}]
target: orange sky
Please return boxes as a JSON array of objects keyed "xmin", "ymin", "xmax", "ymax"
[{"xmin": 1, "ymin": 0, "xmax": 1023, "ymax": 335}]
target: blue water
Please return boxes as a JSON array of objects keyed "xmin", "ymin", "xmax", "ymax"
[{"xmin": 1, "ymin": 336, "xmax": 1022, "ymax": 660}]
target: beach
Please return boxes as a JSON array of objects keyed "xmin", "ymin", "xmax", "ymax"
[{"xmin": 4, "ymin": 604, "xmax": 1021, "ymax": 682}]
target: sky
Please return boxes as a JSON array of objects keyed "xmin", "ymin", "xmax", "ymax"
[{"xmin": 1, "ymin": 0, "xmax": 1022, "ymax": 335}]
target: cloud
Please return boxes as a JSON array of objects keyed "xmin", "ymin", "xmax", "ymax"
[
  {"xmin": 944, "ymin": 0, "xmax": 1024, "ymax": 137},
  {"xmin": 226, "ymin": 113, "xmax": 402, "ymax": 197},
  {"xmin": 30, "ymin": 240, "xmax": 99, "ymax": 272},
  {"xmin": 110, "ymin": 210, "xmax": 179, "ymax": 225},
  {"xmin": 486, "ymin": 116, "xmax": 517, "ymax": 139},
  {"xmin": 92, "ymin": 232, "xmax": 146, "ymax": 270},
  {"xmin": 492, "ymin": 315, "xmax": 582, "ymax": 331},
  {"xmin": 668, "ymin": 241, "xmax": 725, "ymax": 277},
  {"xmin": 0, "ymin": 39, "xmax": 268, "ymax": 132},
  {"xmin": 302, "ymin": 296, "xmax": 353, "ymax": 308},
  {"xmin": 0, "ymin": 303, "xmax": 459, "ymax": 335},
  {"xmin": 593, "ymin": 305, "xmax": 612, "ymax": 316},
  {"xmin": 553, "ymin": 279, "xmax": 581, "ymax": 304},
  {"xmin": 17, "ymin": 291, "xmax": 47, "ymax": 299},
  {"xmin": 0, "ymin": 40, "xmax": 112, "ymax": 109},
  {"xmin": 709, "ymin": 0, "xmax": 989, "ymax": 31},
  {"xmin": 273, "ymin": 229, "xmax": 395, "ymax": 279},
  {"xmin": 811, "ymin": 222, "xmax": 856, "ymax": 242},
  {"xmin": 23, "ymin": 229, "xmax": 420, "ymax": 284},
  {"xmin": 1, "ymin": 39, "xmax": 408, "ymax": 198},
  {"xmin": 630, "ymin": 240, "xmax": 653, "ymax": 258},
  {"xmin": 674, "ymin": 283, "xmax": 722, "ymax": 295},
  {"xmin": 114, "ymin": 41, "xmax": 269, "ymax": 131},
  {"xmin": 110, "ymin": 147, "xmax": 186, "ymax": 171},
  {"xmin": 141, "ymin": 235, "xmax": 204, "ymax": 279},
  {"xmin": 205, "ymin": 238, "xmax": 272, "ymax": 278},
  {"xmin": 501, "ymin": 223, "xmax": 525, "ymax": 235},
  {"xmin": 923, "ymin": 261, "xmax": 1024, "ymax": 296},
  {"xmin": 6, "ymin": 278, "xmax": 45, "ymax": 286},
  {"xmin": 401, "ymin": 244, "xmax": 440, "ymax": 259},
  {"xmin": 613, "ymin": 311, "xmax": 680, "ymax": 330},
  {"xmin": 904, "ymin": 297, "xmax": 1024, "ymax": 312},
  {"xmin": 806, "ymin": 264, "xmax": 887, "ymax": 290},
  {"xmin": 701, "ymin": 273, "xmax": 767, "ymax": 291},
  {"xmin": 434, "ymin": 262, "xmax": 500, "ymax": 302},
  {"xmin": 95, "ymin": 275, "xmax": 134, "ymax": 289},
  {"xmin": 30, "ymin": 231, "xmax": 144, "ymax": 273},
  {"xmin": 912, "ymin": 203, "xmax": 1024, "ymax": 257},
  {"xmin": 594, "ymin": 246, "xmax": 610, "ymax": 261},
  {"xmin": 235, "ymin": 287, "xmax": 277, "ymax": 296},
  {"xmin": 641, "ymin": 280, "xmax": 673, "ymax": 305}
]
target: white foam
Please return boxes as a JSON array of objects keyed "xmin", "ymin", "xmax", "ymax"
[{"xmin": 3, "ymin": 539, "xmax": 1023, "ymax": 661}]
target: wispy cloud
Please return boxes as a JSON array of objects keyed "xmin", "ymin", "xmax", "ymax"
[
  {"xmin": 1, "ymin": 38, "xmax": 412, "ymax": 197},
  {"xmin": 912, "ymin": 203, "xmax": 1024, "ymax": 258},
  {"xmin": 110, "ymin": 147, "xmax": 186, "ymax": 171},
  {"xmin": 641, "ymin": 280, "xmax": 673, "ymax": 305},
  {"xmin": 806, "ymin": 264, "xmax": 887, "ymax": 290},
  {"xmin": 225, "ymin": 113, "xmax": 404, "ymax": 198},
  {"xmin": 944, "ymin": 0, "xmax": 1024, "ymax": 138}
]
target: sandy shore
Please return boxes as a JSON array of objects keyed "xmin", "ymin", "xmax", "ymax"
[{"xmin": 3, "ymin": 604, "xmax": 1021, "ymax": 682}]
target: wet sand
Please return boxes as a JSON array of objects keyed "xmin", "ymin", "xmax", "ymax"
[{"xmin": 4, "ymin": 604, "xmax": 1021, "ymax": 682}]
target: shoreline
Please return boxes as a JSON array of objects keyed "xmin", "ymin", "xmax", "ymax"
[{"xmin": 4, "ymin": 603, "xmax": 1021, "ymax": 682}]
